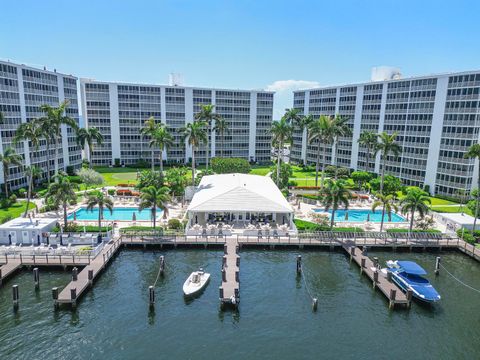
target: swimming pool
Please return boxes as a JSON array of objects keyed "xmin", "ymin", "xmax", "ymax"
[
  {"xmin": 313, "ymin": 209, "xmax": 406, "ymax": 222},
  {"xmin": 68, "ymin": 207, "xmax": 162, "ymax": 221}
]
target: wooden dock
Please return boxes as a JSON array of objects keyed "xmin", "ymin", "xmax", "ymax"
[
  {"xmin": 56, "ymin": 238, "xmax": 122, "ymax": 307},
  {"xmin": 219, "ymin": 237, "xmax": 240, "ymax": 308},
  {"xmin": 0, "ymin": 259, "xmax": 22, "ymax": 285},
  {"xmin": 342, "ymin": 242, "xmax": 410, "ymax": 309}
]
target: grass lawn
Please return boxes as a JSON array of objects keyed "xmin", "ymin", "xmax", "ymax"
[
  {"xmin": 429, "ymin": 197, "xmax": 459, "ymax": 206},
  {"xmin": 291, "ymin": 165, "xmax": 318, "ymax": 178},
  {"xmin": 430, "ymin": 205, "xmax": 472, "ymax": 215},
  {"xmin": 249, "ymin": 166, "xmax": 271, "ymax": 176},
  {"xmin": 94, "ymin": 167, "xmax": 139, "ymax": 186},
  {"xmin": 0, "ymin": 201, "xmax": 36, "ymax": 223}
]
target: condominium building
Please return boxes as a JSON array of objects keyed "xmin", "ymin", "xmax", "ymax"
[
  {"xmin": 0, "ymin": 60, "xmax": 81, "ymax": 190},
  {"xmin": 80, "ymin": 79, "xmax": 273, "ymax": 166},
  {"xmin": 291, "ymin": 68, "xmax": 480, "ymax": 197}
]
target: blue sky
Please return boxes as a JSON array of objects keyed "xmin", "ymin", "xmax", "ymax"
[{"xmin": 1, "ymin": 0, "xmax": 479, "ymax": 117}]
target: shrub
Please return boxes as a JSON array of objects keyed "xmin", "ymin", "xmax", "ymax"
[
  {"xmin": 108, "ymin": 189, "xmax": 115, "ymax": 196},
  {"xmin": 0, "ymin": 214, "xmax": 13, "ymax": 224},
  {"xmin": 136, "ymin": 170, "xmax": 164, "ymax": 190},
  {"xmin": 211, "ymin": 157, "xmax": 251, "ymax": 174},
  {"xmin": 117, "ymin": 189, "xmax": 132, "ymax": 196},
  {"xmin": 387, "ymin": 229, "xmax": 441, "ymax": 233},
  {"xmin": 76, "ymin": 168, "xmax": 104, "ymax": 188},
  {"xmin": 457, "ymin": 229, "xmax": 478, "ymax": 244},
  {"xmin": 8, "ymin": 194, "xmax": 17, "ymax": 204},
  {"xmin": 270, "ymin": 163, "xmax": 293, "ymax": 190},
  {"xmin": 17, "ymin": 188, "xmax": 27, "ymax": 197},
  {"xmin": 117, "ymin": 183, "xmax": 135, "ymax": 188},
  {"xmin": 168, "ymin": 218, "xmax": 182, "ymax": 230},
  {"xmin": 114, "ymin": 158, "xmax": 121, "ymax": 167},
  {"xmin": 134, "ymin": 159, "xmax": 151, "ymax": 168},
  {"xmin": 165, "ymin": 167, "xmax": 188, "ymax": 196}
]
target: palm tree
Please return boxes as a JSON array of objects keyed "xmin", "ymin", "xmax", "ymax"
[
  {"xmin": 180, "ymin": 121, "xmax": 207, "ymax": 185},
  {"xmin": 270, "ymin": 116, "xmax": 293, "ymax": 187},
  {"xmin": 308, "ymin": 115, "xmax": 334, "ymax": 188},
  {"xmin": 14, "ymin": 119, "xmax": 43, "ymax": 151},
  {"xmin": 39, "ymin": 100, "xmax": 78, "ymax": 177},
  {"xmin": 151, "ymin": 124, "xmax": 174, "ymax": 174},
  {"xmin": 377, "ymin": 132, "xmax": 402, "ymax": 194},
  {"xmin": 139, "ymin": 185, "xmax": 171, "ymax": 229},
  {"xmin": 86, "ymin": 192, "xmax": 114, "ymax": 231},
  {"xmin": 400, "ymin": 188, "xmax": 431, "ymax": 232},
  {"xmin": 213, "ymin": 117, "xmax": 229, "ymax": 158},
  {"xmin": 23, "ymin": 166, "xmax": 42, "ymax": 217},
  {"xmin": 0, "ymin": 147, "xmax": 23, "ymax": 198},
  {"xmin": 194, "ymin": 104, "xmax": 222, "ymax": 171},
  {"xmin": 295, "ymin": 114, "xmax": 314, "ymax": 166},
  {"xmin": 45, "ymin": 173, "xmax": 78, "ymax": 228},
  {"xmin": 283, "ymin": 108, "xmax": 302, "ymax": 125},
  {"xmin": 322, "ymin": 179, "xmax": 351, "ymax": 229},
  {"xmin": 331, "ymin": 115, "xmax": 352, "ymax": 178},
  {"xmin": 357, "ymin": 130, "xmax": 379, "ymax": 172},
  {"xmin": 76, "ymin": 127, "xmax": 104, "ymax": 168},
  {"xmin": 140, "ymin": 116, "xmax": 158, "ymax": 171},
  {"xmin": 372, "ymin": 193, "xmax": 398, "ymax": 232},
  {"xmin": 464, "ymin": 143, "xmax": 480, "ymax": 231},
  {"xmin": 37, "ymin": 115, "xmax": 55, "ymax": 184}
]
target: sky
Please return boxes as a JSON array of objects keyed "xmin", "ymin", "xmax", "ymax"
[{"xmin": 1, "ymin": 0, "xmax": 479, "ymax": 118}]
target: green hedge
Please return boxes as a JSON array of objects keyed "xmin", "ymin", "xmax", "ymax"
[
  {"xmin": 211, "ymin": 157, "xmax": 251, "ymax": 174},
  {"xmin": 120, "ymin": 226, "xmax": 163, "ymax": 233},
  {"xmin": 386, "ymin": 229, "xmax": 442, "ymax": 233},
  {"xmin": 52, "ymin": 225, "xmax": 112, "ymax": 233},
  {"xmin": 457, "ymin": 229, "xmax": 479, "ymax": 244},
  {"xmin": 294, "ymin": 219, "xmax": 363, "ymax": 232}
]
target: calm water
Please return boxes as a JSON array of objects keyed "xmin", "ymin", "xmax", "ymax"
[
  {"xmin": 68, "ymin": 207, "xmax": 162, "ymax": 221},
  {"xmin": 314, "ymin": 208, "xmax": 406, "ymax": 222},
  {"xmin": 0, "ymin": 249, "xmax": 479, "ymax": 359}
]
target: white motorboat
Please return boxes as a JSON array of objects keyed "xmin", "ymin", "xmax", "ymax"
[{"xmin": 183, "ymin": 269, "xmax": 210, "ymax": 296}]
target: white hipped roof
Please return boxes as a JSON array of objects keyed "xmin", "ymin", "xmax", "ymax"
[
  {"xmin": 187, "ymin": 173, "xmax": 293, "ymax": 213},
  {"xmin": 438, "ymin": 212, "xmax": 476, "ymax": 226}
]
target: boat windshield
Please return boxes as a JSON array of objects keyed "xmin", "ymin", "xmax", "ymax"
[
  {"xmin": 192, "ymin": 274, "xmax": 200, "ymax": 283},
  {"xmin": 401, "ymin": 272, "xmax": 429, "ymax": 284}
]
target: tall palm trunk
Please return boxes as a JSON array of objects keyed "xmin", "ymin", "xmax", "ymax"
[
  {"xmin": 151, "ymin": 149, "xmax": 155, "ymax": 171},
  {"xmin": 152, "ymin": 207, "xmax": 157, "ymax": 229},
  {"xmin": 191, "ymin": 148, "xmax": 196, "ymax": 186},
  {"xmin": 89, "ymin": 143, "xmax": 93, "ymax": 169},
  {"xmin": 205, "ymin": 123, "xmax": 210, "ymax": 171},
  {"xmin": 315, "ymin": 145, "xmax": 320, "ymax": 187},
  {"xmin": 24, "ymin": 173, "xmax": 33, "ymax": 217},
  {"xmin": 159, "ymin": 149, "xmax": 164, "ymax": 174},
  {"xmin": 98, "ymin": 205, "xmax": 103, "ymax": 231},
  {"xmin": 320, "ymin": 144, "xmax": 328, "ymax": 190},
  {"xmin": 220, "ymin": 131, "xmax": 224, "ymax": 158},
  {"xmin": 330, "ymin": 209, "xmax": 335, "ymax": 229},
  {"xmin": 365, "ymin": 148, "xmax": 370, "ymax": 172},
  {"xmin": 54, "ymin": 132, "xmax": 60, "ymax": 177},
  {"xmin": 3, "ymin": 167, "xmax": 8, "ymax": 198},
  {"xmin": 409, "ymin": 208, "xmax": 415, "ymax": 232},
  {"xmin": 45, "ymin": 139, "xmax": 51, "ymax": 184},
  {"xmin": 276, "ymin": 141, "xmax": 282, "ymax": 186},
  {"xmin": 63, "ymin": 202, "xmax": 68, "ymax": 228},
  {"xmin": 303, "ymin": 128, "xmax": 308, "ymax": 166},
  {"xmin": 380, "ymin": 155, "xmax": 386, "ymax": 194},
  {"xmin": 380, "ymin": 205, "xmax": 386, "ymax": 232}
]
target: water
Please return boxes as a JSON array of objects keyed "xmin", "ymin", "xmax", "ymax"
[
  {"xmin": 314, "ymin": 208, "xmax": 406, "ymax": 222},
  {"xmin": 67, "ymin": 207, "xmax": 162, "ymax": 221},
  {"xmin": 1, "ymin": 249, "xmax": 479, "ymax": 359}
]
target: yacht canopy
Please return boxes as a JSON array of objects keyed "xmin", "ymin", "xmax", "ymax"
[{"xmin": 187, "ymin": 173, "xmax": 293, "ymax": 213}]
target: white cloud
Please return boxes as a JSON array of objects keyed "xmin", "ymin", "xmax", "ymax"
[
  {"xmin": 265, "ymin": 79, "xmax": 320, "ymax": 92},
  {"xmin": 265, "ymin": 80, "xmax": 320, "ymax": 119}
]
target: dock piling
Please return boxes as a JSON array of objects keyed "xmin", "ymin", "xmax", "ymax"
[
  {"xmin": 389, "ymin": 289, "xmax": 396, "ymax": 309},
  {"xmin": 223, "ymin": 244, "xmax": 228, "ymax": 255},
  {"xmin": 406, "ymin": 289, "xmax": 413, "ymax": 308},
  {"xmin": 312, "ymin": 298, "xmax": 318, "ymax": 312},
  {"xmin": 222, "ymin": 268, "xmax": 226, "ymax": 282},
  {"xmin": 52, "ymin": 287, "xmax": 59, "ymax": 309},
  {"xmin": 72, "ymin": 267, "xmax": 78, "ymax": 281},
  {"xmin": 149, "ymin": 286, "xmax": 155, "ymax": 308},
  {"xmin": 296, "ymin": 255, "xmax": 302, "ymax": 275},
  {"xmin": 33, "ymin": 267, "xmax": 40, "ymax": 290},
  {"xmin": 88, "ymin": 269, "xmax": 94, "ymax": 286},
  {"xmin": 70, "ymin": 288, "xmax": 77, "ymax": 308},
  {"xmin": 12, "ymin": 285, "xmax": 19, "ymax": 311},
  {"xmin": 435, "ymin": 257, "xmax": 441, "ymax": 275},
  {"xmin": 373, "ymin": 270, "xmax": 378, "ymax": 288},
  {"xmin": 373, "ymin": 257, "xmax": 379, "ymax": 269},
  {"xmin": 360, "ymin": 258, "xmax": 366, "ymax": 274},
  {"xmin": 159, "ymin": 256, "xmax": 165, "ymax": 275}
]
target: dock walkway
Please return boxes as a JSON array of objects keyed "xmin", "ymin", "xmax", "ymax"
[
  {"xmin": 219, "ymin": 237, "xmax": 240, "ymax": 308},
  {"xmin": 342, "ymin": 242, "xmax": 410, "ymax": 308},
  {"xmin": 0, "ymin": 259, "xmax": 21, "ymax": 285},
  {"xmin": 57, "ymin": 238, "xmax": 122, "ymax": 306}
]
